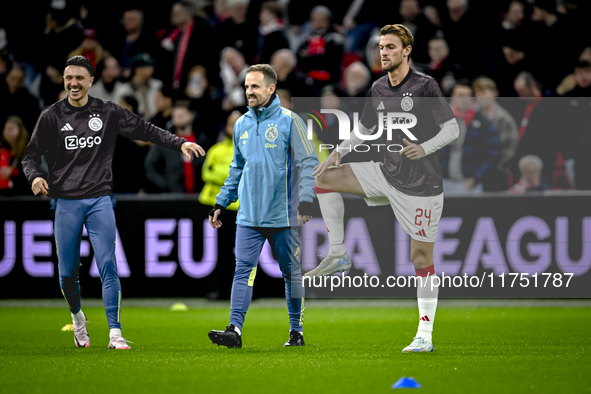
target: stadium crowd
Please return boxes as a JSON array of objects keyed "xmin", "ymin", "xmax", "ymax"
[{"xmin": 1, "ymin": 0, "xmax": 590, "ymax": 198}]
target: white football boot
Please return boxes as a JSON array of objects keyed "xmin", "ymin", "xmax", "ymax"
[
  {"xmin": 108, "ymin": 335, "xmax": 132, "ymax": 350},
  {"xmin": 303, "ymin": 253, "xmax": 352, "ymax": 277},
  {"xmin": 73, "ymin": 313, "xmax": 90, "ymax": 348},
  {"xmin": 402, "ymin": 337, "xmax": 434, "ymax": 353}
]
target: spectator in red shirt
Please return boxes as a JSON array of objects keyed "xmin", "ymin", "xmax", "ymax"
[
  {"xmin": 297, "ymin": 6, "xmax": 345, "ymax": 90},
  {"xmin": 68, "ymin": 29, "xmax": 111, "ymax": 69},
  {"xmin": 0, "ymin": 116, "xmax": 29, "ymax": 196}
]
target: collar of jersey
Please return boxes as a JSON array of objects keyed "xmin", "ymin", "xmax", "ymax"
[
  {"xmin": 387, "ymin": 68, "xmax": 413, "ymax": 90},
  {"xmin": 64, "ymin": 95, "xmax": 94, "ymax": 112},
  {"xmin": 247, "ymin": 93, "xmax": 280, "ymax": 121}
]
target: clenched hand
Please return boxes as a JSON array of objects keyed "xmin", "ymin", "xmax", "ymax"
[{"xmin": 32, "ymin": 177, "xmax": 49, "ymax": 195}]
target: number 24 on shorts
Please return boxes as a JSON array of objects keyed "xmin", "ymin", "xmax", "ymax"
[{"xmin": 415, "ymin": 209, "xmax": 431, "ymax": 227}]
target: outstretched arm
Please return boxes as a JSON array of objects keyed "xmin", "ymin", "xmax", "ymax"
[{"xmin": 116, "ymin": 104, "xmax": 205, "ymax": 159}]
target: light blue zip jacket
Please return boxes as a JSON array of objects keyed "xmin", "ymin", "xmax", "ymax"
[{"xmin": 216, "ymin": 95, "xmax": 319, "ymax": 227}]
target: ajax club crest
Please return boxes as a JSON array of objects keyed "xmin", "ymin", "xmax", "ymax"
[
  {"xmin": 401, "ymin": 92, "xmax": 413, "ymax": 111},
  {"xmin": 265, "ymin": 125, "xmax": 278, "ymax": 141},
  {"xmin": 88, "ymin": 114, "xmax": 103, "ymax": 131}
]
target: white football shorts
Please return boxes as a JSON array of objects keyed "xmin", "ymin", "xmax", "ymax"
[{"xmin": 349, "ymin": 161, "xmax": 443, "ymax": 242}]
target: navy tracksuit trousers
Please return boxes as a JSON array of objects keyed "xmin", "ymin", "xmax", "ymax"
[
  {"xmin": 229, "ymin": 225, "xmax": 305, "ymax": 332},
  {"xmin": 51, "ymin": 196, "xmax": 122, "ymax": 329}
]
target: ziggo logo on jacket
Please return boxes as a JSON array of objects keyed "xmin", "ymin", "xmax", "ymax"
[{"xmin": 65, "ymin": 135, "xmax": 102, "ymax": 150}]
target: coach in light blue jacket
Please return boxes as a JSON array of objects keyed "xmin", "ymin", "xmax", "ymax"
[
  {"xmin": 207, "ymin": 64, "xmax": 318, "ymax": 349},
  {"xmin": 215, "ymin": 91, "xmax": 317, "ymax": 227}
]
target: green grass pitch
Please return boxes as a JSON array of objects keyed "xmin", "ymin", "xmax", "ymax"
[{"xmin": 1, "ymin": 299, "xmax": 589, "ymax": 393}]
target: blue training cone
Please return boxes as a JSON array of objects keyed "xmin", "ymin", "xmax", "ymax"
[{"xmin": 392, "ymin": 377, "xmax": 422, "ymax": 389}]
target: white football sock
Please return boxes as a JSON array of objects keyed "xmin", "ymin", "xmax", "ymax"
[
  {"xmin": 317, "ymin": 192, "xmax": 346, "ymax": 256},
  {"xmin": 72, "ymin": 310, "xmax": 85, "ymax": 324},
  {"xmin": 233, "ymin": 326, "xmax": 241, "ymax": 336},
  {"xmin": 110, "ymin": 328, "xmax": 122, "ymax": 339},
  {"xmin": 416, "ymin": 275, "xmax": 439, "ymax": 342}
]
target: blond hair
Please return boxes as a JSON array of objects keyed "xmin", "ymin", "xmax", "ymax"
[{"xmin": 379, "ymin": 24, "xmax": 414, "ymax": 49}]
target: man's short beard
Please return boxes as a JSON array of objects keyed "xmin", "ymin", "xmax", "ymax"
[
  {"xmin": 383, "ymin": 59, "xmax": 402, "ymax": 73},
  {"xmin": 251, "ymin": 94, "xmax": 271, "ymax": 110},
  {"xmin": 251, "ymin": 98, "xmax": 263, "ymax": 110}
]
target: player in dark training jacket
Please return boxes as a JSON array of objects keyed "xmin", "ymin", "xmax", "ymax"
[
  {"xmin": 22, "ymin": 56, "xmax": 205, "ymax": 349},
  {"xmin": 305, "ymin": 25, "xmax": 460, "ymax": 353}
]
